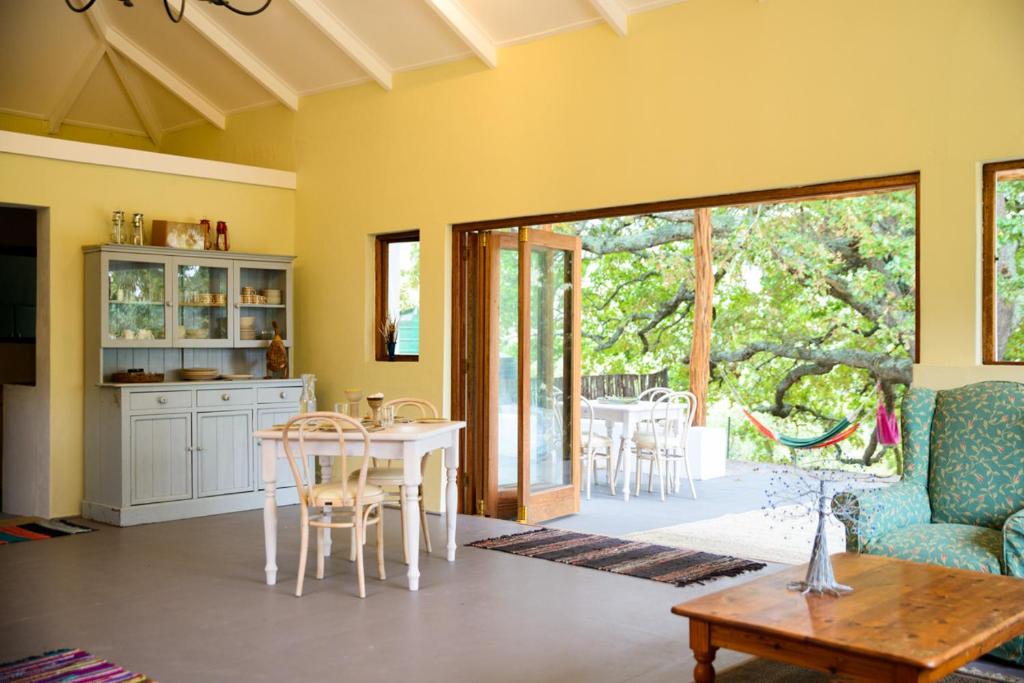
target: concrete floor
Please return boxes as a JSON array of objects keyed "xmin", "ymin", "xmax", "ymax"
[{"xmin": 0, "ymin": 506, "xmax": 771, "ymax": 683}]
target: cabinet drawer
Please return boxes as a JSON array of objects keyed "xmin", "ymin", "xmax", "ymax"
[
  {"xmin": 258, "ymin": 386, "xmax": 302, "ymax": 404},
  {"xmin": 129, "ymin": 390, "xmax": 191, "ymax": 411},
  {"xmin": 197, "ymin": 388, "xmax": 255, "ymax": 407}
]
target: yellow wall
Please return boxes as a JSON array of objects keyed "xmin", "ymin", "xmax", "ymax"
[
  {"xmin": 161, "ymin": 0, "xmax": 1024, "ymax": 509},
  {"xmin": 0, "ymin": 152, "xmax": 295, "ymax": 517}
]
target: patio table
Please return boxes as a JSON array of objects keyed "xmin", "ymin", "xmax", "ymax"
[{"xmin": 588, "ymin": 399, "xmax": 685, "ymax": 502}]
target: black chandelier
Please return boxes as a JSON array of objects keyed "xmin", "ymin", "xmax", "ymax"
[{"xmin": 65, "ymin": 0, "xmax": 272, "ymax": 23}]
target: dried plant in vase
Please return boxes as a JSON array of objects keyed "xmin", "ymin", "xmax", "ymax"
[{"xmin": 379, "ymin": 315, "xmax": 398, "ymax": 361}]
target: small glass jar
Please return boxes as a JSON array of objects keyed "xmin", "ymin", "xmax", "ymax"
[
  {"xmin": 110, "ymin": 209, "xmax": 125, "ymax": 244},
  {"xmin": 131, "ymin": 212, "xmax": 144, "ymax": 246}
]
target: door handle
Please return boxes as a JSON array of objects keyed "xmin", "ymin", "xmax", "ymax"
[
  {"xmin": 158, "ymin": 396, "xmax": 168, "ymax": 404},
  {"xmin": 221, "ymin": 393, "xmax": 231, "ymax": 401}
]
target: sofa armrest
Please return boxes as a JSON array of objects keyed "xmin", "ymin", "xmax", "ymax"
[
  {"xmin": 833, "ymin": 482, "xmax": 931, "ymax": 552},
  {"xmin": 1003, "ymin": 509, "xmax": 1024, "ymax": 576}
]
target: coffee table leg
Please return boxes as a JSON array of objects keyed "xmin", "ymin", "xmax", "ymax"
[{"xmin": 690, "ymin": 619, "xmax": 717, "ymax": 683}]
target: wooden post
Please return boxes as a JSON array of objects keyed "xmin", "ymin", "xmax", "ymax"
[{"xmin": 690, "ymin": 207, "xmax": 713, "ymax": 426}]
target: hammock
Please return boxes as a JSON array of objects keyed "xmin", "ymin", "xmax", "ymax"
[{"xmin": 722, "ymin": 371, "xmax": 868, "ymax": 451}]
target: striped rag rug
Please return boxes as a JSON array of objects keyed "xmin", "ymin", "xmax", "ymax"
[
  {"xmin": 0, "ymin": 518, "xmax": 94, "ymax": 545},
  {"xmin": 467, "ymin": 528, "xmax": 766, "ymax": 587},
  {"xmin": 0, "ymin": 649, "xmax": 153, "ymax": 682}
]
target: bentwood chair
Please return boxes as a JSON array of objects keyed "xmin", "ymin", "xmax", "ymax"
[
  {"xmin": 631, "ymin": 391, "xmax": 698, "ymax": 501},
  {"xmin": 282, "ymin": 412, "xmax": 386, "ymax": 599},
  {"xmin": 637, "ymin": 386, "xmax": 672, "ymax": 403},
  {"xmin": 354, "ymin": 398, "xmax": 435, "ymax": 564},
  {"xmin": 581, "ymin": 396, "xmax": 615, "ymax": 499}
]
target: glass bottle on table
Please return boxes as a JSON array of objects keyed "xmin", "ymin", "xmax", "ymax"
[{"xmin": 299, "ymin": 373, "xmax": 317, "ymax": 414}]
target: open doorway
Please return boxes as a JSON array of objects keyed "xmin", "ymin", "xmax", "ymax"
[
  {"xmin": 1, "ymin": 205, "xmax": 50, "ymax": 517},
  {"xmin": 452, "ymin": 174, "xmax": 917, "ymax": 558}
]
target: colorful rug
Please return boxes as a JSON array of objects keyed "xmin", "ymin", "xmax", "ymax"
[
  {"xmin": 467, "ymin": 528, "xmax": 766, "ymax": 588},
  {"xmin": 0, "ymin": 648, "xmax": 154, "ymax": 682},
  {"xmin": 0, "ymin": 518, "xmax": 94, "ymax": 545},
  {"xmin": 715, "ymin": 657, "xmax": 1024, "ymax": 682}
]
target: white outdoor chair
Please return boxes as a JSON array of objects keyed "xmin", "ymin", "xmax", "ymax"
[
  {"xmin": 631, "ymin": 391, "xmax": 698, "ymax": 501},
  {"xmin": 637, "ymin": 386, "xmax": 672, "ymax": 402},
  {"xmin": 352, "ymin": 397, "xmax": 435, "ymax": 565},
  {"xmin": 282, "ymin": 412, "xmax": 386, "ymax": 599},
  {"xmin": 581, "ymin": 396, "xmax": 615, "ymax": 499}
]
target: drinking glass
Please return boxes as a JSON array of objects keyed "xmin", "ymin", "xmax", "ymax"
[
  {"xmin": 333, "ymin": 402, "xmax": 349, "ymax": 417},
  {"xmin": 383, "ymin": 406, "xmax": 396, "ymax": 428}
]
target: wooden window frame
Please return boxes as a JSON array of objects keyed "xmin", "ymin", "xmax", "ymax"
[
  {"xmin": 982, "ymin": 160, "xmax": 1024, "ymax": 365},
  {"xmin": 450, "ymin": 172, "xmax": 920, "ymax": 514},
  {"xmin": 375, "ymin": 230, "xmax": 420, "ymax": 362}
]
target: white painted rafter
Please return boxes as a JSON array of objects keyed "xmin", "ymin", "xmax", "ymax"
[
  {"xmin": 83, "ymin": 4, "xmax": 226, "ymax": 130},
  {"xmin": 105, "ymin": 47, "xmax": 163, "ymax": 145},
  {"xmin": 48, "ymin": 42, "xmax": 106, "ymax": 134},
  {"xmin": 588, "ymin": 0, "xmax": 628, "ymax": 36},
  {"xmin": 287, "ymin": 0, "xmax": 393, "ymax": 90},
  {"xmin": 424, "ymin": 0, "xmax": 497, "ymax": 69},
  {"xmin": 183, "ymin": 3, "xmax": 299, "ymax": 111}
]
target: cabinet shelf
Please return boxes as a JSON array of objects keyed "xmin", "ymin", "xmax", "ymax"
[
  {"xmin": 179, "ymin": 303, "xmax": 228, "ymax": 308},
  {"xmin": 239, "ymin": 304, "xmax": 286, "ymax": 309},
  {"xmin": 109, "ymin": 300, "xmax": 164, "ymax": 306}
]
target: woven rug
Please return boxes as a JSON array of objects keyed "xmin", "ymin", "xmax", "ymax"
[
  {"xmin": 715, "ymin": 657, "xmax": 1024, "ymax": 682},
  {"xmin": 626, "ymin": 505, "xmax": 847, "ymax": 565},
  {"xmin": 467, "ymin": 528, "xmax": 766, "ymax": 587},
  {"xmin": 0, "ymin": 648, "xmax": 154, "ymax": 682},
  {"xmin": 0, "ymin": 518, "xmax": 94, "ymax": 545}
]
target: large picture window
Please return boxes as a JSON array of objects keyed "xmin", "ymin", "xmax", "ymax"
[
  {"xmin": 375, "ymin": 230, "xmax": 420, "ymax": 361},
  {"xmin": 983, "ymin": 161, "xmax": 1024, "ymax": 363}
]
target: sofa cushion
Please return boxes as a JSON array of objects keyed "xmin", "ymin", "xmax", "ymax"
[
  {"xmin": 928, "ymin": 382, "xmax": 1024, "ymax": 530},
  {"xmin": 865, "ymin": 523, "xmax": 1003, "ymax": 574}
]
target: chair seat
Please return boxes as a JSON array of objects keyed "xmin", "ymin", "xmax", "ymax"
[
  {"xmin": 632, "ymin": 431, "xmax": 679, "ymax": 451},
  {"xmin": 583, "ymin": 433, "xmax": 613, "ymax": 450},
  {"xmin": 866, "ymin": 523, "xmax": 1004, "ymax": 574},
  {"xmin": 311, "ymin": 481, "xmax": 385, "ymax": 507},
  {"xmin": 357, "ymin": 467, "xmax": 406, "ymax": 486}
]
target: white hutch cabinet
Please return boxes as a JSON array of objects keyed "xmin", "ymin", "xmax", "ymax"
[{"xmin": 82, "ymin": 245, "xmax": 302, "ymax": 526}]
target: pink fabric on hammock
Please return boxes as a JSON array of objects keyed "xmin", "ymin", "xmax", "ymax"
[{"xmin": 876, "ymin": 402, "xmax": 900, "ymax": 446}]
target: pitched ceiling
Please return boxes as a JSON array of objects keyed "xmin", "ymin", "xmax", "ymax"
[{"xmin": 0, "ymin": 0, "xmax": 682, "ymax": 144}]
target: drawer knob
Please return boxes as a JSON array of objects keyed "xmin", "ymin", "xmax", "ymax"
[
  {"xmin": 158, "ymin": 396, "xmax": 168, "ymax": 404},
  {"xmin": 279, "ymin": 391, "xmax": 286, "ymax": 399},
  {"xmin": 221, "ymin": 393, "xmax": 231, "ymax": 401}
]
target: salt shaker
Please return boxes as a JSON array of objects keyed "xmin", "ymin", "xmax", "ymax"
[{"xmin": 131, "ymin": 212, "xmax": 144, "ymax": 246}]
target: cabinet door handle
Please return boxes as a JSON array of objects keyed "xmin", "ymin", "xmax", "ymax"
[
  {"xmin": 221, "ymin": 393, "xmax": 231, "ymax": 401},
  {"xmin": 165, "ymin": 301, "xmax": 172, "ymax": 308},
  {"xmin": 279, "ymin": 391, "xmax": 287, "ymax": 399},
  {"xmin": 158, "ymin": 396, "xmax": 168, "ymax": 404},
  {"xmin": 195, "ymin": 446, "xmax": 204, "ymax": 452}
]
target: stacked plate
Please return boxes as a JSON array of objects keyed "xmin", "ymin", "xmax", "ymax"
[{"xmin": 181, "ymin": 367, "xmax": 218, "ymax": 381}]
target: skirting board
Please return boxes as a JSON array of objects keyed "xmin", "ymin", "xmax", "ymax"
[{"xmin": 82, "ymin": 487, "xmax": 301, "ymax": 527}]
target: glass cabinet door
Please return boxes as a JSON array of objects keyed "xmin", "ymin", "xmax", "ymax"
[
  {"xmin": 174, "ymin": 259, "xmax": 232, "ymax": 347},
  {"xmin": 234, "ymin": 262, "xmax": 291, "ymax": 348},
  {"xmin": 102, "ymin": 255, "xmax": 171, "ymax": 347}
]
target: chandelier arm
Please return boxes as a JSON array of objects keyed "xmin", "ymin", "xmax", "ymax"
[
  {"xmin": 221, "ymin": 0, "xmax": 272, "ymax": 17},
  {"xmin": 65, "ymin": 0, "xmax": 99, "ymax": 12},
  {"xmin": 164, "ymin": 0, "xmax": 186, "ymax": 23}
]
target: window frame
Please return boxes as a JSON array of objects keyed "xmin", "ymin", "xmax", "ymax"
[
  {"xmin": 374, "ymin": 230, "xmax": 421, "ymax": 362},
  {"xmin": 982, "ymin": 160, "xmax": 1024, "ymax": 365}
]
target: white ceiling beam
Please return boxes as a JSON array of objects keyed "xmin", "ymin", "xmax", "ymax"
[
  {"xmin": 83, "ymin": 5, "xmax": 226, "ymax": 130},
  {"xmin": 424, "ymin": 0, "xmax": 497, "ymax": 69},
  {"xmin": 287, "ymin": 0, "xmax": 392, "ymax": 90},
  {"xmin": 48, "ymin": 42, "xmax": 106, "ymax": 134},
  {"xmin": 183, "ymin": 3, "xmax": 299, "ymax": 111},
  {"xmin": 105, "ymin": 47, "xmax": 164, "ymax": 146},
  {"xmin": 588, "ymin": 0, "xmax": 628, "ymax": 36}
]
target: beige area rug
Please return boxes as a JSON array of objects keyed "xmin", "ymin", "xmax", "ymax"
[
  {"xmin": 625, "ymin": 505, "xmax": 847, "ymax": 565},
  {"xmin": 714, "ymin": 658, "xmax": 1024, "ymax": 682}
]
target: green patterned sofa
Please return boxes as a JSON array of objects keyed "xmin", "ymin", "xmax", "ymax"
[{"xmin": 839, "ymin": 382, "xmax": 1024, "ymax": 663}]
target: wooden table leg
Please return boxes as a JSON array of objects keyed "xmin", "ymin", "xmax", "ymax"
[{"xmin": 690, "ymin": 619, "xmax": 717, "ymax": 683}]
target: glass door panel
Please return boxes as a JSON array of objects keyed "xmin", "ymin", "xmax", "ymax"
[
  {"xmin": 104, "ymin": 257, "xmax": 169, "ymax": 346},
  {"xmin": 175, "ymin": 260, "xmax": 231, "ymax": 346},
  {"xmin": 236, "ymin": 264, "xmax": 290, "ymax": 347}
]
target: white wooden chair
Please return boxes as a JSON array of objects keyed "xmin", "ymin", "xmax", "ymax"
[
  {"xmin": 282, "ymin": 412, "xmax": 386, "ymax": 599},
  {"xmin": 355, "ymin": 397, "xmax": 435, "ymax": 564},
  {"xmin": 637, "ymin": 386, "xmax": 672, "ymax": 402},
  {"xmin": 581, "ymin": 396, "xmax": 615, "ymax": 499},
  {"xmin": 631, "ymin": 391, "xmax": 698, "ymax": 501}
]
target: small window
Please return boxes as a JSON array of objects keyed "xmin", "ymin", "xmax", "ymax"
[
  {"xmin": 983, "ymin": 161, "xmax": 1024, "ymax": 363},
  {"xmin": 375, "ymin": 231, "xmax": 420, "ymax": 361}
]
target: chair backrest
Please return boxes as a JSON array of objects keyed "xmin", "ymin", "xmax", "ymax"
[
  {"xmin": 581, "ymin": 395, "xmax": 597, "ymax": 445},
  {"xmin": 638, "ymin": 386, "xmax": 672, "ymax": 402},
  {"xmin": 644, "ymin": 391, "xmax": 697, "ymax": 451},
  {"xmin": 384, "ymin": 397, "xmax": 439, "ymax": 419},
  {"xmin": 282, "ymin": 412, "xmax": 372, "ymax": 508},
  {"xmin": 927, "ymin": 381, "xmax": 1024, "ymax": 530}
]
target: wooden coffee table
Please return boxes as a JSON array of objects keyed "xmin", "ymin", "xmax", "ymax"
[{"xmin": 672, "ymin": 553, "xmax": 1024, "ymax": 682}]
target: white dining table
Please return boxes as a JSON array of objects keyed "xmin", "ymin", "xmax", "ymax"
[
  {"xmin": 256, "ymin": 420, "xmax": 465, "ymax": 592},
  {"xmin": 589, "ymin": 399, "xmax": 684, "ymax": 502}
]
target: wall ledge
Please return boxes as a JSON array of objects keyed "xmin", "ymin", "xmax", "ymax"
[{"xmin": 0, "ymin": 131, "xmax": 296, "ymax": 190}]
